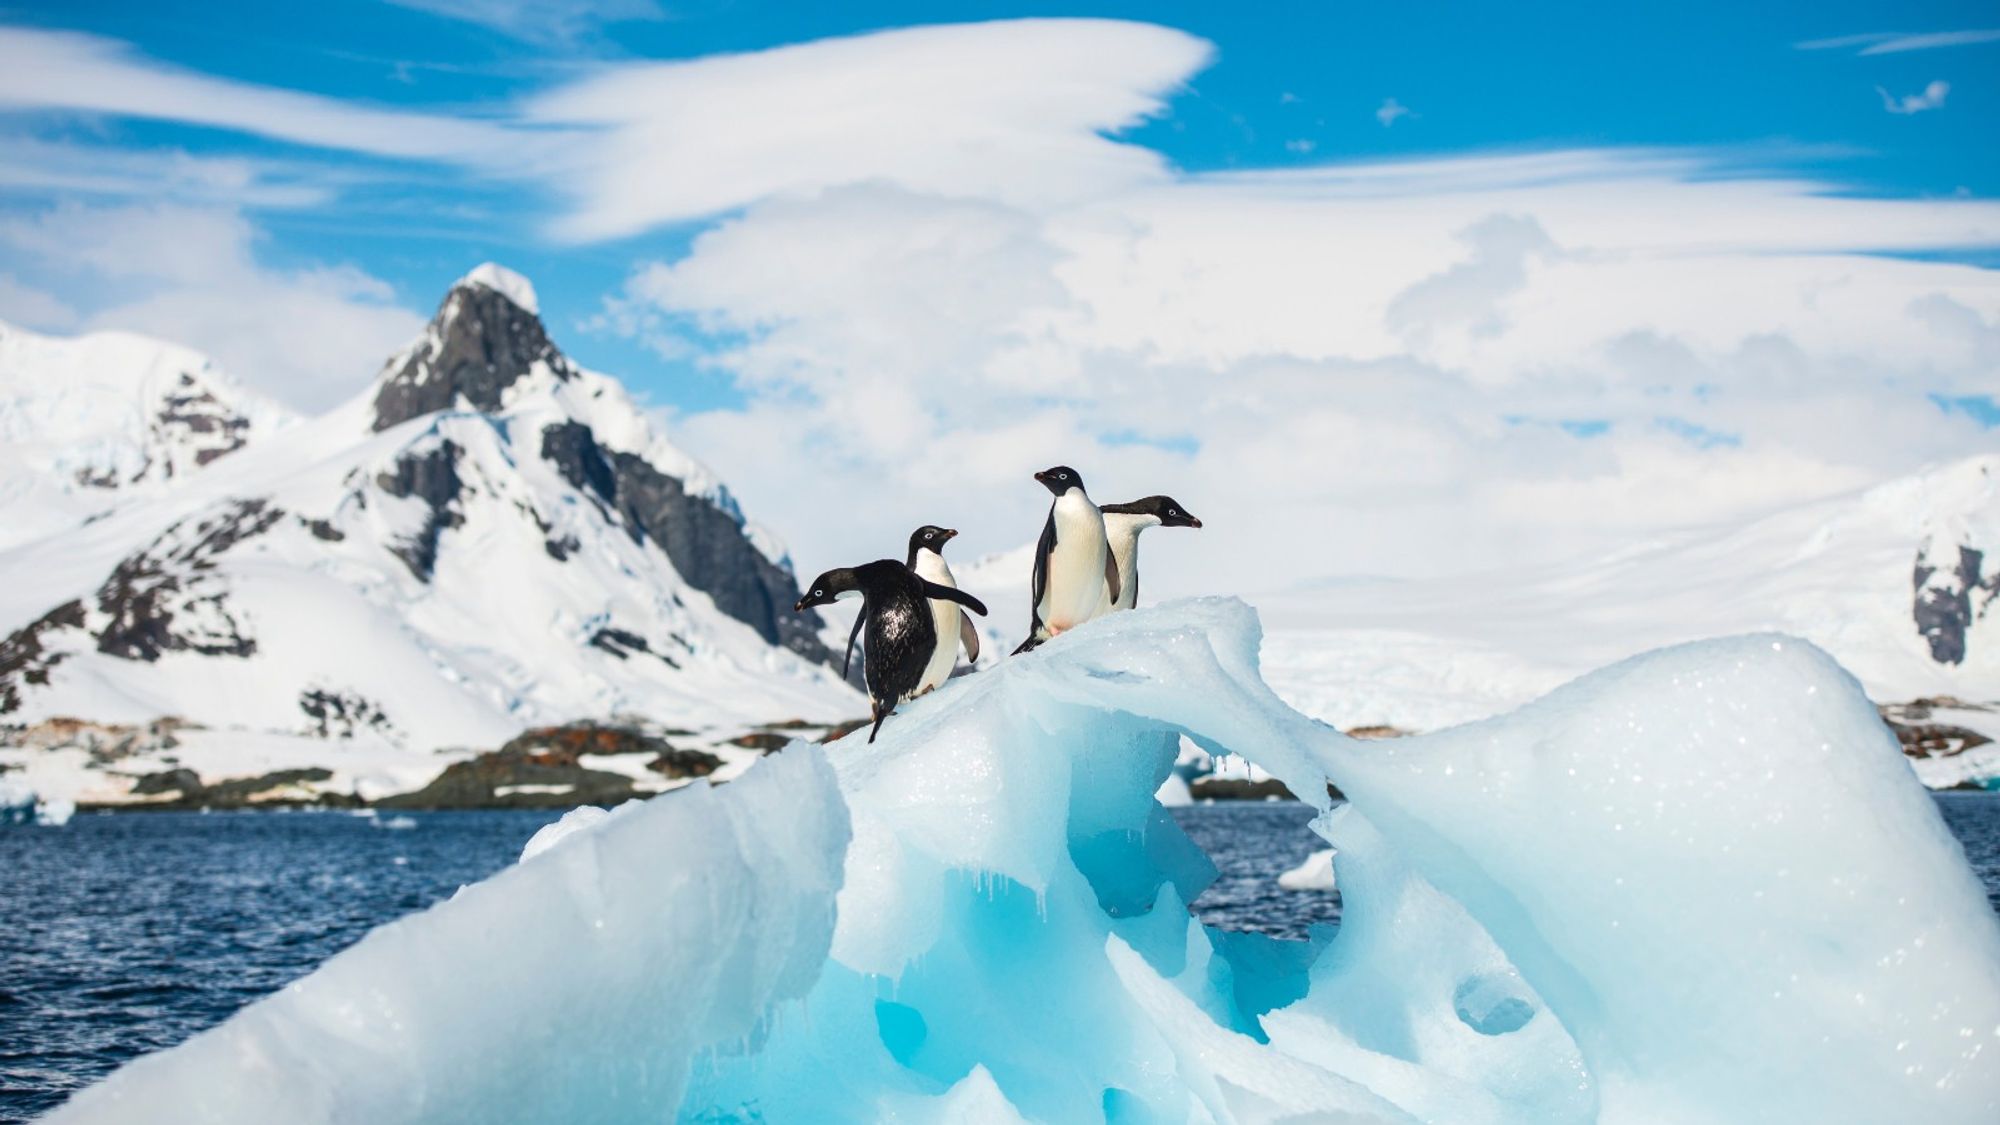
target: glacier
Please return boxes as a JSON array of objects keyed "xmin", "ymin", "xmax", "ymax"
[{"xmin": 47, "ymin": 600, "xmax": 2000, "ymax": 1124}]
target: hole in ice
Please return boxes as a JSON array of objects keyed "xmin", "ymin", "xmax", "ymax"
[
  {"xmin": 874, "ymin": 999, "xmax": 927, "ymax": 1068},
  {"xmin": 1452, "ymin": 971, "xmax": 1537, "ymax": 1035}
]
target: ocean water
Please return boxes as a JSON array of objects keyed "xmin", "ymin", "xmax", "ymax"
[{"xmin": 3, "ymin": 796, "xmax": 1996, "ymax": 1121}]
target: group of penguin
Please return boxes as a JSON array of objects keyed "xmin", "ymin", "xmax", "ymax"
[{"xmin": 794, "ymin": 466, "xmax": 1202, "ymax": 742}]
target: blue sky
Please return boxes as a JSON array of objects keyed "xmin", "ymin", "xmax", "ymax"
[
  {"xmin": 3, "ymin": 1, "xmax": 1995, "ymax": 411},
  {"xmin": 1, "ymin": 2, "xmax": 1996, "ymax": 583}
]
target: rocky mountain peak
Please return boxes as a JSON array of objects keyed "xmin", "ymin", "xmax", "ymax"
[{"xmin": 371, "ymin": 263, "xmax": 574, "ymax": 431}]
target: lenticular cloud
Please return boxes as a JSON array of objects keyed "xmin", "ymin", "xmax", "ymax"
[{"xmin": 50, "ymin": 600, "xmax": 2000, "ymax": 1124}]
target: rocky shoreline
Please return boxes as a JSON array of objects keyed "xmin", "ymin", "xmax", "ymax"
[{"xmin": 7, "ymin": 700, "xmax": 1998, "ymax": 818}]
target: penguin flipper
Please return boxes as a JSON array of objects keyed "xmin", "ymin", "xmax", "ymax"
[
  {"xmin": 1102, "ymin": 548, "xmax": 1121, "ymax": 606},
  {"xmin": 1019, "ymin": 508, "xmax": 1056, "ymax": 654},
  {"xmin": 959, "ymin": 615, "xmax": 981, "ymax": 663},
  {"xmin": 842, "ymin": 610, "xmax": 865, "ymax": 679},
  {"xmin": 921, "ymin": 580, "xmax": 987, "ymax": 617}
]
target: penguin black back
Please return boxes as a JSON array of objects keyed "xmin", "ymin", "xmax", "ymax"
[{"xmin": 798, "ymin": 560, "xmax": 988, "ymax": 741}]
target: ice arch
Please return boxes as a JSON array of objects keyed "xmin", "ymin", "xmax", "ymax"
[{"xmin": 51, "ymin": 600, "xmax": 2000, "ymax": 1124}]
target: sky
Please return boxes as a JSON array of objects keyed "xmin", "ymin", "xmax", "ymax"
[{"xmin": 0, "ymin": 1, "xmax": 1996, "ymax": 594}]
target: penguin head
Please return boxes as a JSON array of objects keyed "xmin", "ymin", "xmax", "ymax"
[
  {"xmin": 907, "ymin": 525, "xmax": 958, "ymax": 561},
  {"xmin": 1143, "ymin": 495, "xmax": 1203, "ymax": 528},
  {"xmin": 1033, "ymin": 465, "xmax": 1085, "ymax": 496},
  {"xmin": 794, "ymin": 567, "xmax": 859, "ymax": 612}
]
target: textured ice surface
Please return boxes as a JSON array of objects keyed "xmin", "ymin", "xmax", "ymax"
[{"xmin": 49, "ymin": 600, "xmax": 2000, "ymax": 1124}]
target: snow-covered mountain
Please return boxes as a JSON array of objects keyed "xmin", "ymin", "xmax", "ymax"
[
  {"xmin": 0, "ymin": 266, "xmax": 858, "ymax": 787},
  {"xmin": 1254, "ymin": 453, "xmax": 2000, "ymax": 784},
  {"xmin": 0, "ymin": 322, "xmax": 294, "ymax": 549}
]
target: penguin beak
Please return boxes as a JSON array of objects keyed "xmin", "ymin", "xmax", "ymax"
[
  {"xmin": 1033, "ymin": 470, "xmax": 1047, "ymax": 483},
  {"xmin": 793, "ymin": 598, "xmax": 809, "ymax": 612},
  {"xmin": 1188, "ymin": 516, "xmax": 1204, "ymax": 528},
  {"xmin": 944, "ymin": 528, "xmax": 959, "ymax": 540}
]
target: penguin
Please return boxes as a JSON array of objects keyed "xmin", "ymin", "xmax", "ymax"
[
  {"xmin": 797, "ymin": 560, "xmax": 988, "ymax": 742},
  {"xmin": 1013, "ymin": 465, "xmax": 1118, "ymax": 655},
  {"xmin": 1090, "ymin": 496, "xmax": 1202, "ymax": 618},
  {"xmin": 905, "ymin": 525, "xmax": 980, "ymax": 695}
]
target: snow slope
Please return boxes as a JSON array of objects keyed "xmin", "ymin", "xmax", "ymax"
[
  {"xmin": 48, "ymin": 601, "xmax": 2000, "ymax": 1123},
  {"xmin": 0, "ymin": 321, "xmax": 294, "ymax": 550},
  {"xmin": 0, "ymin": 267, "xmax": 859, "ymax": 799},
  {"xmin": 1257, "ymin": 455, "xmax": 1998, "ymax": 728}
]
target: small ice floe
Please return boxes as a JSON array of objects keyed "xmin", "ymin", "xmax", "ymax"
[
  {"xmin": 1, "ymin": 777, "xmax": 74, "ymax": 827},
  {"xmin": 377, "ymin": 816, "xmax": 418, "ymax": 831},
  {"xmin": 1277, "ymin": 848, "xmax": 1337, "ymax": 892}
]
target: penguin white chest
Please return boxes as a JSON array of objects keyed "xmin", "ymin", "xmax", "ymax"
[
  {"xmin": 1042, "ymin": 491, "xmax": 1109, "ymax": 632},
  {"xmin": 911, "ymin": 551, "xmax": 961, "ymax": 695}
]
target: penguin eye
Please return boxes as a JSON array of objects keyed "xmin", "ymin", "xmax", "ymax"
[
  {"xmin": 1169, "ymin": 509, "xmax": 1179, "ymax": 516},
  {"xmin": 924, "ymin": 532, "xmax": 933, "ymax": 539}
]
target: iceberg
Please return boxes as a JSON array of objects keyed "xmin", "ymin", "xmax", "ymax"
[
  {"xmin": 1278, "ymin": 848, "xmax": 1337, "ymax": 892},
  {"xmin": 48, "ymin": 600, "xmax": 2000, "ymax": 1124}
]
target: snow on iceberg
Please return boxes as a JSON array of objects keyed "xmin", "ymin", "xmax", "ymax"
[{"xmin": 48, "ymin": 599, "xmax": 2000, "ymax": 1124}]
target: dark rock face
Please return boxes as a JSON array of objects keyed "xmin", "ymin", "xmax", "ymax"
[
  {"xmin": 606, "ymin": 449, "xmax": 832, "ymax": 665},
  {"xmin": 0, "ymin": 600, "xmax": 87, "ymax": 712},
  {"xmin": 375, "ymin": 441, "xmax": 465, "ymax": 582},
  {"xmin": 94, "ymin": 500, "xmax": 278, "ymax": 662},
  {"xmin": 588, "ymin": 627, "xmax": 681, "ymax": 668},
  {"xmin": 127, "ymin": 766, "xmax": 340, "ymax": 808},
  {"xmin": 648, "ymin": 748, "xmax": 723, "ymax": 778},
  {"xmin": 159, "ymin": 373, "xmax": 252, "ymax": 468},
  {"xmin": 299, "ymin": 689, "xmax": 392, "ymax": 739},
  {"xmin": 540, "ymin": 420, "xmax": 617, "ymax": 506},
  {"xmin": 538, "ymin": 419, "xmax": 833, "ymax": 667},
  {"xmin": 372, "ymin": 283, "xmax": 574, "ymax": 431},
  {"xmin": 1914, "ymin": 543, "xmax": 1997, "ymax": 665}
]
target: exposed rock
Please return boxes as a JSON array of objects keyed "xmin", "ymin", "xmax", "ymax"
[
  {"xmin": 648, "ymin": 748, "xmax": 723, "ymax": 779},
  {"xmin": 1914, "ymin": 541, "xmax": 1997, "ymax": 665},
  {"xmin": 818, "ymin": 719, "xmax": 870, "ymax": 744},
  {"xmin": 0, "ymin": 600, "xmax": 86, "ymax": 712},
  {"xmin": 604, "ymin": 448, "xmax": 832, "ymax": 666},
  {"xmin": 299, "ymin": 689, "xmax": 393, "ymax": 740},
  {"xmin": 372, "ymin": 280, "xmax": 574, "ymax": 431},
  {"xmin": 503, "ymin": 722, "xmax": 679, "ymax": 758},
  {"xmin": 540, "ymin": 421, "xmax": 617, "ymax": 506},
  {"xmin": 375, "ymin": 440, "xmax": 465, "ymax": 582},
  {"xmin": 1190, "ymin": 776, "xmax": 1297, "ymax": 801},
  {"xmin": 587, "ymin": 628, "xmax": 679, "ymax": 668},
  {"xmin": 1343, "ymin": 724, "xmax": 1409, "ymax": 740},
  {"xmin": 124, "ymin": 766, "xmax": 341, "ymax": 808},
  {"xmin": 93, "ymin": 502, "xmax": 278, "ymax": 662},
  {"xmin": 726, "ymin": 731, "xmax": 794, "ymax": 754}
]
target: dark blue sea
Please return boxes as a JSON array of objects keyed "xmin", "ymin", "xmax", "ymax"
[{"xmin": 4, "ymin": 796, "xmax": 1998, "ymax": 1122}]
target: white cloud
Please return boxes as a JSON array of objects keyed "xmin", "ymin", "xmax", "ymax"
[
  {"xmin": 0, "ymin": 27, "xmax": 516, "ymax": 160},
  {"xmin": 0, "ymin": 203, "xmax": 422, "ymax": 410},
  {"xmin": 523, "ymin": 19, "xmax": 1211, "ymax": 240},
  {"xmin": 0, "ymin": 272, "xmax": 78, "ymax": 331},
  {"xmin": 1878, "ymin": 80, "xmax": 1950, "ymax": 114},
  {"xmin": 0, "ymin": 135, "xmax": 337, "ymax": 208},
  {"xmin": 1798, "ymin": 29, "xmax": 2000, "ymax": 55},
  {"xmin": 598, "ymin": 147, "xmax": 2000, "ymax": 594},
  {"xmin": 1376, "ymin": 97, "xmax": 1413, "ymax": 127},
  {"xmin": 383, "ymin": 0, "xmax": 665, "ymax": 43}
]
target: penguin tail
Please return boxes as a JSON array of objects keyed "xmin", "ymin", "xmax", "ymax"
[{"xmin": 869, "ymin": 701, "xmax": 888, "ymax": 744}]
